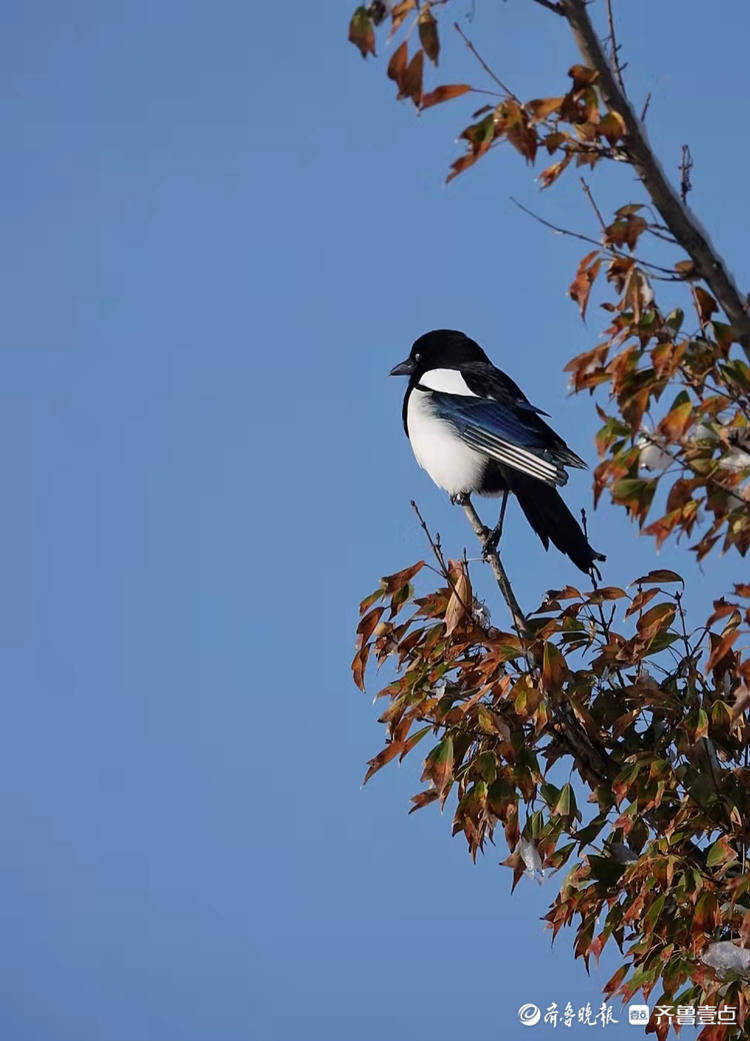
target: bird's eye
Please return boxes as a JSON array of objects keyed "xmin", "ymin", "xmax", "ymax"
[{"xmin": 413, "ymin": 352, "xmax": 421, "ymax": 363}]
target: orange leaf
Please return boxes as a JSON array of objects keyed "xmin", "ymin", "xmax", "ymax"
[
  {"xmin": 351, "ymin": 644, "xmax": 370, "ymax": 691},
  {"xmin": 526, "ymin": 96, "xmax": 565, "ymax": 123},
  {"xmin": 568, "ymin": 64, "xmax": 599, "ymax": 88},
  {"xmin": 705, "ymin": 629, "xmax": 740, "ymax": 674},
  {"xmin": 542, "ymin": 642, "xmax": 568, "ymax": 692},
  {"xmin": 569, "ymin": 251, "xmax": 602, "ymax": 320},
  {"xmin": 421, "ymin": 735, "xmax": 454, "ymax": 794},
  {"xmin": 637, "ymin": 602, "xmax": 676, "ymax": 644},
  {"xmin": 381, "ymin": 561, "xmax": 425, "ymax": 594},
  {"xmin": 356, "ymin": 606, "xmax": 385, "ymax": 646},
  {"xmin": 630, "ymin": 569, "xmax": 683, "ymax": 585},
  {"xmin": 446, "ymin": 152, "xmax": 479, "ymax": 182},
  {"xmin": 400, "ymin": 48, "xmax": 424, "ymax": 106},
  {"xmin": 658, "ymin": 400, "xmax": 694, "ymax": 441},
  {"xmin": 444, "ymin": 560, "xmax": 471, "ymax": 636},
  {"xmin": 363, "ymin": 741, "xmax": 403, "ymax": 784},
  {"xmin": 538, "ymin": 155, "xmax": 571, "ymax": 188},
  {"xmin": 421, "ymin": 83, "xmax": 471, "ymax": 109},
  {"xmin": 387, "ymin": 40, "xmax": 408, "ymax": 90},
  {"xmin": 389, "ymin": 0, "xmax": 416, "ymax": 35},
  {"xmin": 598, "ymin": 110, "xmax": 626, "ymax": 144}
]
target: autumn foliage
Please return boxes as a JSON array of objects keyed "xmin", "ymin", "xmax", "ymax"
[{"xmin": 348, "ymin": 3, "xmax": 750, "ymax": 1038}]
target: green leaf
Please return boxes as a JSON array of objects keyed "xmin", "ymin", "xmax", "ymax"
[
  {"xmin": 665, "ymin": 308, "xmax": 684, "ymax": 332},
  {"xmin": 422, "ymin": 735, "xmax": 454, "ymax": 794},
  {"xmin": 348, "ymin": 6, "xmax": 376, "ymax": 58}
]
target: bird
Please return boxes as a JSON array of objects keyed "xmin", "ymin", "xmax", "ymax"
[{"xmin": 390, "ymin": 329, "xmax": 605, "ymax": 575}]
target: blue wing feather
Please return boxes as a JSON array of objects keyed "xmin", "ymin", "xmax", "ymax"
[{"xmin": 428, "ymin": 390, "xmax": 585, "ymax": 486}]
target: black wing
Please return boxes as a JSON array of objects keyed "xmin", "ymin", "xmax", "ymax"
[{"xmin": 426, "ymin": 361, "xmax": 586, "ymax": 487}]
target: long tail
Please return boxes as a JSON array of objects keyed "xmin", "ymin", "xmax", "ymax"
[{"xmin": 508, "ymin": 473, "xmax": 606, "ymax": 574}]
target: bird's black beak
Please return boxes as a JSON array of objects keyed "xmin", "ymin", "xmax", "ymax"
[{"xmin": 389, "ymin": 358, "xmax": 415, "ymax": 377}]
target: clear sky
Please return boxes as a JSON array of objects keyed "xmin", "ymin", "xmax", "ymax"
[{"xmin": 0, "ymin": 2, "xmax": 747, "ymax": 1039}]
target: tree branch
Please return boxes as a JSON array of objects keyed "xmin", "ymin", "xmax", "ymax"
[
  {"xmin": 559, "ymin": 0, "xmax": 750, "ymax": 359},
  {"xmin": 458, "ymin": 496, "xmax": 530, "ymax": 638}
]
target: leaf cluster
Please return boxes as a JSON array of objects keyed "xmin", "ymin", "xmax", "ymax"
[{"xmin": 354, "ymin": 559, "xmax": 750, "ymax": 1038}]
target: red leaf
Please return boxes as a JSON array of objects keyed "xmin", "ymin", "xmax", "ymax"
[{"xmin": 694, "ymin": 286, "xmax": 718, "ymax": 325}]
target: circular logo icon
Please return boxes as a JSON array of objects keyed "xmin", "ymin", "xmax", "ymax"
[{"xmin": 518, "ymin": 1003, "xmax": 541, "ymax": 1027}]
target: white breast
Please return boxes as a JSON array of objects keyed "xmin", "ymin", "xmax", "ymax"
[{"xmin": 406, "ymin": 388, "xmax": 489, "ymax": 496}]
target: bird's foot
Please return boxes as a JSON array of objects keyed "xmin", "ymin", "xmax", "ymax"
[
  {"xmin": 450, "ymin": 492, "xmax": 471, "ymax": 507},
  {"xmin": 481, "ymin": 523, "xmax": 503, "ymax": 559}
]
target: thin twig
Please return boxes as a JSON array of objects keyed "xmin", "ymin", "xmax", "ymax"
[
  {"xmin": 510, "ymin": 196, "xmax": 685, "ymax": 280},
  {"xmin": 605, "ymin": 0, "xmax": 626, "ymax": 93},
  {"xmin": 411, "ymin": 500, "xmax": 475, "ymax": 624},
  {"xmin": 511, "ymin": 196, "xmax": 603, "ymax": 248},
  {"xmin": 453, "ymin": 22, "xmax": 519, "ymax": 101},
  {"xmin": 580, "ymin": 177, "xmax": 607, "ymax": 231},
  {"xmin": 679, "ymin": 144, "xmax": 694, "ymax": 205}
]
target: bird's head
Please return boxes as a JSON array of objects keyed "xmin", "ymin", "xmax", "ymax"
[{"xmin": 389, "ymin": 329, "xmax": 488, "ymax": 381}]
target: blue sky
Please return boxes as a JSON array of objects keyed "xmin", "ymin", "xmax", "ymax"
[{"xmin": 0, "ymin": 2, "xmax": 747, "ymax": 1039}]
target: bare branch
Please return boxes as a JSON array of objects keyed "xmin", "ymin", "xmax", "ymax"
[
  {"xmin": 580, "ymin": 176, "xmax": 607, "ymax": 231},
  {"xmin": 679, "ymin": 144, "xmax": 694, "ymax": 205},
  {"xmin": 605, "ymin": 0, "xmax": 626, "ymax": 93},
  {"xmin": 410, "ymin": 500, "xmax": 475, "ymax": 624},
  {"xmin": 458, "ymin": 496, "xmax": 530, "ymax": 638},
  {"xmin": 510, "ymin": 196, "xmax": 684, "ymax": 280},
  {"xmin": 511, "ymin": 195, "xmax": 601, "ymax": 247},
  {"xmin": 559, "ymin": 0, "xmax": 750, "ymax": 358},
  {"xmin": 453, "ymin": 22, "xmax": 518, "ymax": 101}
]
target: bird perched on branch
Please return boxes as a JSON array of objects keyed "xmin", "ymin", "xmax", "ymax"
[{"xmin": 390, "ymin": 329, "xmax": 605, "ymax": 575}]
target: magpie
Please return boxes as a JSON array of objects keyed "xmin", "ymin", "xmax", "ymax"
[{"xmin": 390, "ymin": 329, "xmax": 605, "ymax": 575}]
